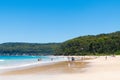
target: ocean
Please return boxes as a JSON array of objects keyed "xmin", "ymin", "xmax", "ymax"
[{"xmin": 0, "ymin": 56, "xmax": 67, "ymax": 71}]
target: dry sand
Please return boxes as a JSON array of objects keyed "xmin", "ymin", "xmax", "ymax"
[{"xmin": 1, "ymin": 56, "xmax": 120, "ymax": 80}]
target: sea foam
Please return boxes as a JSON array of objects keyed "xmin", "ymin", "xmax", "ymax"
[{"xmin": 0, "ymin": 60, "xmax": 5, "ymax": 61}]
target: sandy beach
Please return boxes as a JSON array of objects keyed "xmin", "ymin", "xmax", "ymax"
[{"xmin": 1, "ymin": 56, "xmax": 120, "ymax": 80}]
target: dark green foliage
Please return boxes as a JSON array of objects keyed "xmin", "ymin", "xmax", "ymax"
[
  {"xmin": 0, "ymin": 43, "xmax": 60, "ymax": 56},
  {"xmin": 1, "ymin": 31, "xmax": 120, "ymax": 56},
  {"xmin": 56, "ymin": 31, "xmax": 120, "ymax": 55}
]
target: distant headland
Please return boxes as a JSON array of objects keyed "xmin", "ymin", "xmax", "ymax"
[{"xmin": 0, "ymin": 31, "xmax": 120, "ymax": 56}]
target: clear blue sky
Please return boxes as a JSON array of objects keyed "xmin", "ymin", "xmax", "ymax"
[{"xmin": 0, "ymin": 0, "xmax": 120, "ymax": 43}]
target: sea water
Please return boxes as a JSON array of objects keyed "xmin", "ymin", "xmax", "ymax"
[{"xmin": 0, "ymin": 56, "xmax": 67, "ymax": 71}]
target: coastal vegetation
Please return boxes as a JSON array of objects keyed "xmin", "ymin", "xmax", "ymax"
[
  {"xmin": 55, "ymin": 31, "xmax": 120, "ymax": 55},
  {"xmin": 0, "ymin": 31, "xmax": 120, "ymax": 56},
  {"xmin": 0, "ymin": 43, "xmax": 59, "ymax": 56}
]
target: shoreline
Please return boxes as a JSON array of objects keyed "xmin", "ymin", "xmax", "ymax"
[
  {"xmin": 1, "ymin": 56, "xmax": 120, "ymax": 80},
  {"xmin": 0, "ymin": 56, "xmax": 95, "ymax": 75},
  {"xmin": 0, "ymin": 56, "xmax": 93, "ymax": 74},
  {"xmin": 0, "ymin": 61, "xmax": 61, "ymax": 74},
  {"xmin": 0, "ymin": 56, "xmax": 68, "ymax": 73},
  {"xmin": 1, "ymin": 61, "xmax": 89, "ymax": 75}
]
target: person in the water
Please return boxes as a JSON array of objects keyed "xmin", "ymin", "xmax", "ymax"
[
  {"xmin": 71, "ymin": 57, "xmax": 75, "ymax": 61},
  {"xmin": 38, "ymin": 58, "xmax": 42, "ymax": 61}
]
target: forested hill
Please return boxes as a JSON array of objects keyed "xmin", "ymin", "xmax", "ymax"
[
  {"xmin": 55, "ymin": 31, "xmax": 120, "ymax": 55},
  {"xmin": 0, "ymin": 43, "xmax": 60, "ymax": 56},
  {"xmin": 1, "ymin": 31, "xmax": 120, "ymax": 56}
]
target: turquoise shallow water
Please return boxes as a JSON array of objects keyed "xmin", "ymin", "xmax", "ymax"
[
  {"xmin": 0, "ymin": 56, "xmax": 66, "ymax": 69},
  {"xmin": 0, "ymin": 56, "xmax": 50, "ymax": 61}
]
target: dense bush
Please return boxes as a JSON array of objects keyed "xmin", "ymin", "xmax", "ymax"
[{"xmin": 55, "ymin": 31, "xmax": 120, "ymax": 55}]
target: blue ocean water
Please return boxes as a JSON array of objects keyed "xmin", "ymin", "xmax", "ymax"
[
  {"xmin": 0, "ymin": 56, "xmax": 66, "ymax": 69},
  {"xmin": 0, "ymin": 56, "xmax": 50, "ymax": 61}
]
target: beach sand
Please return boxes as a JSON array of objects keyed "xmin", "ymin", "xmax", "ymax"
[
  {"xmin": 1, "ymin": 56, "xmax": 120, "ymax": 80},
  {"xmin": 1, "ymin": 61, "xmax": 88, "ymax": 75}
]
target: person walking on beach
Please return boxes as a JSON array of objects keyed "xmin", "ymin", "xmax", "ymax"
[
  {"xmin": 71, "ymin": 57, "xmax": 75, "ymax": 61},
  {"xmin": 105, "ymin": 56, "xmax": 107, "ymax": 60},
  {"xmin": 67, "ymin": 56, "xmax": 70, "ymax": 61}
]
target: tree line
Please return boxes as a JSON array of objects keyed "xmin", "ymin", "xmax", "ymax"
[
  {"xmin": 55, "ymin": 31, "xmax": 120, "ymax": 55},
  {"xmin": 0, "ymin": 43, "xmax": 60, "ymax": 56},
  {"xmin": 0, "ymin": 31, "xmax": 120, "ymax": 56}
]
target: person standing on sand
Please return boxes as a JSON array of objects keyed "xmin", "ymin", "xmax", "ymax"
[
  {"xmin": 105, "ymin": 56, "xmax": 107, "ymax": 60},
  {"xmin": 67, "ymin": 56, "xmax": 70, "ymax": 61},
  {"xmin": 67, "ymin": 56, "xmax": 71, "ymax": 67}
]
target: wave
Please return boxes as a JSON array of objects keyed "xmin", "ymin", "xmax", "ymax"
[
  {"xmin": 0, "ymin": 61, "xmax": 53, "ymax": 73},
  {"xmin": 0, "ymin": 59, "xmax": 67, "ymax": 70},
  {"xmin": 0, "ymin": 56, "xmax": 67, "ymax": 74},
  {"xmin": 0, "ymin": 60, "xmax": 5, "ymax": 62}
]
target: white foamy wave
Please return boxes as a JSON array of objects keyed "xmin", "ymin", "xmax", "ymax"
[
  {"xmin": 0, "ymin": 60, "xmax": 5, "ymax": 62},
  {"xmin": 0, "ymin": 59, "xmax": 66, "ymax": 70},
  {"xmin": 0, "ymin": 56, "xmax": 68, "ymax": 73}
]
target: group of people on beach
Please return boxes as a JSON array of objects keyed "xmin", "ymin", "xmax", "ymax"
[
  {"xmin": 38, "ymin": 57, "xmax": 54, "ymax": 61},
  {"xmin": 67, "ymin": 56, "xmax": 75, "ymax": 61}
]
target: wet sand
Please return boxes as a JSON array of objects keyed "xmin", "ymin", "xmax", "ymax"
[
  {"xmin": 1, "ymin": 61, "xmax": 88, "ymax": 75},
  {"xmin": 1, "ymin": 56, "xmax": 120, "ymax": 80}
]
